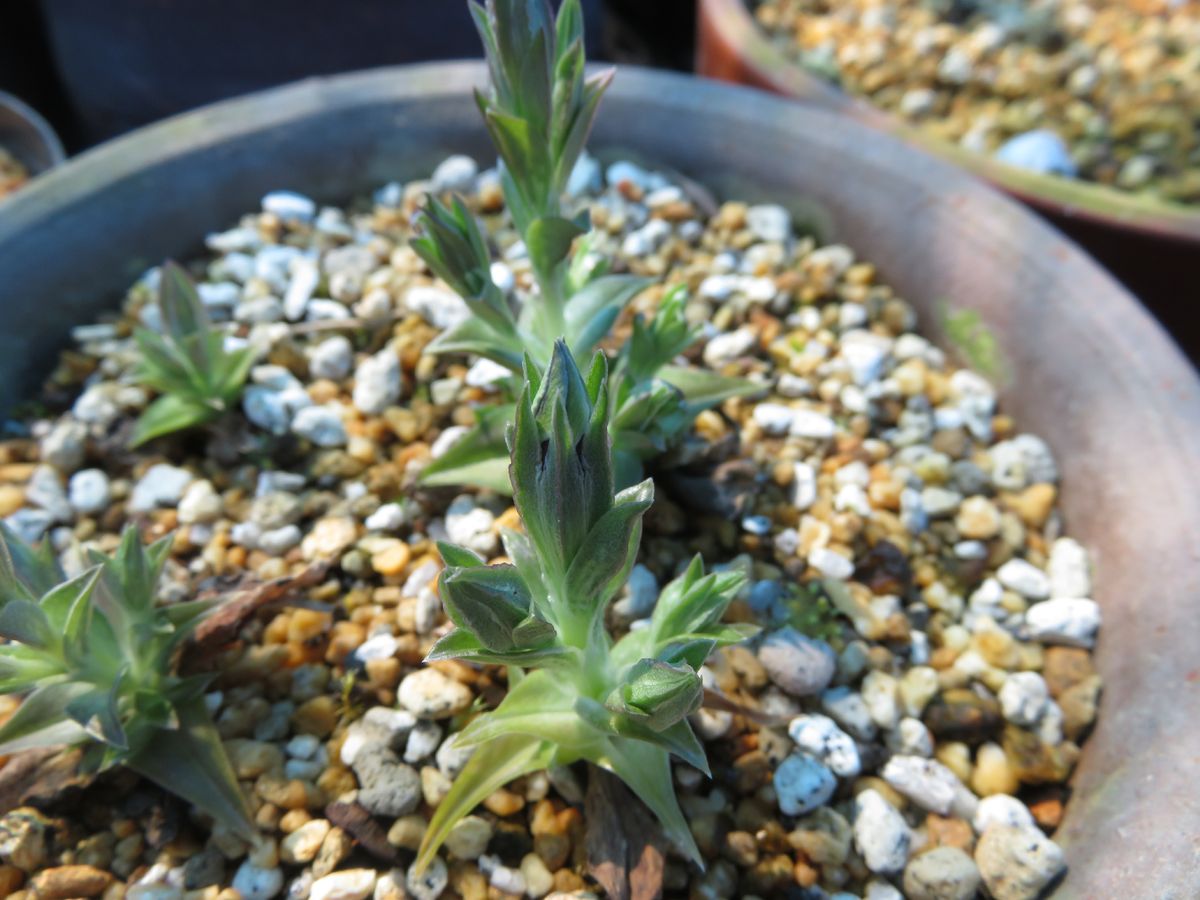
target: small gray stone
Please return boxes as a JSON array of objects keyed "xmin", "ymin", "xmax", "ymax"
[
  {"xmin": 854, "ymin": 789, "xmax": 911, "ymax": 874},
  {"xmin": 1024, "ymin": 598, "xmax": 1101, "ymax": 648},
  {"xmin": 182, "ymin": 849, "xmax": 224, "ymax": 889},
  {"xmin": 291, "ymin": 405, "xmax": 347, "ymax": 447},
  {"xmin": 975, "ymin": 824, "xmax": 1066, "ymax": 900},
  {"xmin": 25, "ymin": 467, "xmax": 72, "ymax": 523},
  {"xmin": 364, "ymin": 502, "xmax": 414, "ymax": 532},
  {"xmin": 435, "ymin": 731, "xmax": 476, "ymax": 779},
  {"xmin": 903, "ymin": 846, "xmax": 981, "ymax": 900},
  {"xmin": 787, "ymin": 714, "xmax": 861, "ymax": 777},
  {"xmin": 997, "ymin": 559, "xmax": 1050, "ymax": 600},
  {"xmin": 310, "ymin": 869, "xmax": 376, "ymax": 900},
  {"xmin": 41, "ymin": 420, "xmax": 87, "ymax": 472},
  {"xmin": 999, "ymin": 672, "xmax": 1050, "ymax": 727},
  {"xmin": 774, "ymin": 753, "xmax": 836, "ymax": 816},
  {"xmin": 406, "ymin": 286, "xmax": 470, "ymax": 330},
  {"xmin": 263, "ymin": 190, "xmax": 316, "ymax": 223},
  {"xmin": 309, "ymin": 336, "xmax": 354, "ymax": 380},
  {"xmin": 882, "ymin": 755, "xmax": 978, "ymax": 821},
  {"xmin": 444, "ymin": 495, "xmax": 497, "ymax": 557},
  {"xmin": 431, "ymin": 155, "xmax": 478, "ymax": 193},
  {"xmin": 68, "ymin": 469, "xmax": 111, "ymax": 515},
  {"xmin": 352, "ymin": 746, "xmax": 421, "ymax": 817},
  {"xmin": 758, "ymin": 627, "xmax": 836, "ymax": 697},
  {"xmin": 1048, "ymin": 537, "xmax": 1090, "ymax": 599},
  {"xmin": 821, "ymin": 687, "xmax": 877, "ymax": 740},
  {"xmin": 232, "ymin": 861, "xmax": 284, "ymax": 900},
  {"xmin": 994, "ymin": 130, "xmax": 1077, "ymax": 177},
  {"xmin": 258, "ymin": 525, "xmax": 302, "ymax": 555},
  {"xmin": 130, "ymin": 464, "xmax": 193, "ymax": 513},
  {"xmin": 353, "ymin": 349, "xmax": 402, "ymax": 415},
  {"xmin": 747, "ymin": 204, "xmax": 792, "ymax": 243},
  {"xmin": 403, "ymin": 719, "xmax": 443, "ymax": 763},
  {"xmin": 399, "ymin": 668, "xmax": 473, "ymax": 720},
  {"xmin": 973, "ymin": 794, "xmax": 1035, "ymax": 834},
  {"xmin": 921, "ymin": 487, "xmax": 963, "ymax": 519},
  {"xmin": 702, "ymin": 327, "xmax": 756, "ymax": 367},
  {"xmin": 444, "ymin": 815, "xmax": 493, "ymax": 861},
  {"xmin": 177, "ymin": 480, "xmax": 222, "ymax": 524},
  {"xmin": 405, "ymin": 855, "xmax": 448, "ymax": 900}
]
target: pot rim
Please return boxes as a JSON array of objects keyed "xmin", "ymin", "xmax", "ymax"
[
  {"xmin": 0, "ymin": 90, "xmax": 67, "ymax": 174},
  {"xmin": 0, "ymin": 61, "xmax": 1198, "ymax": 896},
  {"xmin": 698, "ymin": 0, "xmax": 1200, "ymax": 245}
]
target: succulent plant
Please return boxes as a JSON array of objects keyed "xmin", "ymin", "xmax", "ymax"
[
  {"xmin": 131, "ymin": 261, "xmax": 255, "ymax": 447},
  {"xmin": 413, "ymin": 0, "xmax": 759, "ymax": 493},
  {"xmin": 413, "ymin": 341, "xmax": 755, "ymax": 872},
  {"xmin": 0, "ymin": 525, "xmax": 255, "ymax": 839}
]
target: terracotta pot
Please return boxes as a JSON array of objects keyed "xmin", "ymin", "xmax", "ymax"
[
  {"xmin": 0, "ymin": 91, "xmax": 65, "ymax": 182},
  {"xmin": 0, "ymin": 62, "xmax": 1196, "ymax": 895},
  {"xmin": 696, "ymin": 0, "xmax": 1200, "ymax": 357}
]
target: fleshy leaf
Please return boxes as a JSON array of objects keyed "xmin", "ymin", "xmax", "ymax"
[
  {"xmin": 659, "ymin": 365, "xmax": 765, "ymax": 409},
  {"xmin": 414, "ymin": 732, "xmax": 557, "ymax": 875},
  {"xmin": 438, "ymin": 564, "xmax": 554, "ymax": 652},
  {"xmin": 0, "ymin": 681, "xmax": 93, "ymax": 754},
  {"xmin": 563, "ymin": 275, "xmax": 652, "ymax": 357},
  {"xmin": 601, "ymin": 737, "xmax": 703, "ymax": 868},
  {"xmin": 613, "ymin": 659, "xmax": 703, "ymax": 732},
  {"xmin": 124, "ymin": 695, "xmax": 255, "ymax": 840},
  {"xmin": 130, "ymin": 387, "xmax": 220, "ymax": 448}
]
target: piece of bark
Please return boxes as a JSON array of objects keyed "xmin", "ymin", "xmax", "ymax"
[
  {"xmin": 585, "ymin": 767, "xmax": 665, "ymax": 900},
  {"xmin": 189, "ymin": 561, "xmax": 330, "ymax": 654},
  {"xmin": 326, "ymin": 801, "xmax": 399, "ymax": 864},
  {"xmin": 0, "ymin": 747, "xmax": 90, "ymax": 811}
]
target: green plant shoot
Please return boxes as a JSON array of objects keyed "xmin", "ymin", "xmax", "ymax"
[
  {"xmin": 131, "ymin": 261, "xmax": 255, "ymax": 447},
  {"xmin": 0, "ymin": 525, "xmax": 256, "ymax": 839},
  {"xmin": 413, "ymin": 0, "xmax": 760, "ymax": 493},
  {"xmin": 413, "ymin": 341, "xmax": 756, "ymax": 873}
]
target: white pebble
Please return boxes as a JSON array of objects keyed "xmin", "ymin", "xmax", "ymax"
[
  {"xmin": 882, "ymin": 755, "xmax": 978, "ymax": 820},
  {"xmin": 310, "ymin": 869, "xmax": 376, "ymax": 900},
  {"xmin": 1025, "ymin": 598, "xmax": 1101, "ymax": 648},
  {"xmin": 703, "ymin": 327, "xmax": 756, "ymax": 367},
  {"xmin": 263, "ymin": 191, "xmax": 316, "ymax": 223},
  {"xmin": 353, "ymin": 349, "xmax": 402, "ymax": 415},
  {"xmin": 1048, "ymin": 537, "xmax": 1091, "ymax": 599},
  {"xmin": 999, "ymin": 672, "xmax": 1049, "ymax": 727},
  {"xmin": 431, "ymin": 155, "xmax": 478, "ymax": 193},
  {"xmin": 787, "ymin": 714, "xmax": 861, "ymax": 777},
  {"xmin": 232, "ymin": 861, "xmax": 284, "ymax": 900},
  {"xmin": 854, "ymin": 789, "xmax": 911, "ymax": 874},
  {"xmin": 996, "ymin": 558, "xmax": 1050, "ymax": 600},
  {"xmin": 809, "ymin": 547, "xmax": 855, "ymax": 580},
  {"xmin": 308, "ymin": 336, "xmax": 354, "ymax": 381},
  {"xmin": 291, "ymin": 405, "xmax": 347, "ymax": 447},
  {"xmin": 972, "ymin": 794, "xmax": 1035, "ymax": 834},
  {"xmin": 68, "ymin": 469, "xmax": 111, "ymax": 515},
  {"xmin": 790, "ymin": 409, "xmax": 837, "ymax": 439},
  {"xmin": 130, "ymin": 464, "xmax": 194, "ymax": 513}
]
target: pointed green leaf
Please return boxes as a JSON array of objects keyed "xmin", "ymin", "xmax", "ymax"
[
  {"xmin": 601, "ymin": 737, "xmax": 703, "ymax": 868},
  {"xmin": 159, "ymin": 262, "xmax": 214, "ymax": 374},
  {"xmin": 124, "ymin": 695, "xmax": 255, "ymax": 840},
  {"xmin": 0, "ymin": 523, "xmax": 65, "ymax": 602},
  {"xmin": 421, "ymin": 406, "xmax": 516, "ymax": 494},
  {"xmin": 425, "ymin": 317, "xmax": 525, "ymax": 373},
  {"xmin": 563, "ymin": 275, "xmax": 651, "ymax": 357},
  {"xmin": 0, "ymin": 645, "xmax": 66, "ymax": 694},
  {"xmin": 39, "ymin": 568, "xmax": 101, "ymax": 633},
  {"xmin": 437, "ymin": 542, "xmax": 486, "ymax": 569},
  {"xmin": 526, "ymin": 215, "xmax": 585, "ymax": 281},
  {"xmin": 414, "ymin": 732, "xmax": 556, "ymax": 875},
  {"xmin": 426, "ymin": 628, "xmax": 572, "ymax": 669},
  {"xmin": 562, "ymin": 478, "xmax": 653, "ymax": 623},
  {"xmin": 454, "ymin": 670, "xmax": 594, "ymax": 750},
  {"xmin": 65, "ymin": 679, "xmax": 128, "ymax": 750},
  {"xmin": 439, "ymin": 564, "xmax": 552, "ymax": 652},
  {"xmin": 660, "ymin": 365, "xmax": 765, "ymax": 409},
  {"xmin": 131, "ymin": 393, "xmax": 218, "ymax": 447},
  {"xmin": 0, "ymin": 600, "xmax": 55, "ymax": 649},
  {"xmin": 0, "ymin": 682, "xmax": 93, "ymax": 754}
]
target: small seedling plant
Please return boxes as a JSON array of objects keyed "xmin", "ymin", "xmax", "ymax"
[
  {"xmin": 414, "ymin": 0, "xmax": 757, "ymax": 492},
  {"xmin": 0, "ymin": 526, "xmax": 255, "ymax": 839},
  {"xmin": 414, "ymin": 342, "xmax": 756, "ymax": 872},
  {"xmin": 131, "ymin": 261, "xmax": 255, "ymax": 447}
]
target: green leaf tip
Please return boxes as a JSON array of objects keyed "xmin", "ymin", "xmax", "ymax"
[
  {"xmin": 130, "ymin": 260, "xmax": 253, "ymax": 446},
  {"xmin": 0, "ymin": 523, "xmax": 255, "ymax": 839}
]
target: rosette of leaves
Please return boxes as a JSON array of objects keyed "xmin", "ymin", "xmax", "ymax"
[
  {"xmin": 413, "ymin": 341, "xmax": 755, "ymax": 872},
  {"xmin": 0, "ymin": 525, "xmax": 255, "ymax": 839},
  {"xmin": 420, "ymin": 281, "xmax": 758, "ymax": 492},
  {"xmin": 413, "ymin": 0, "xmax": 758, "ymax": 492},
  {"xmin": 131, "ymin": 261, "xmax": 255, "ymax": 447}
]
